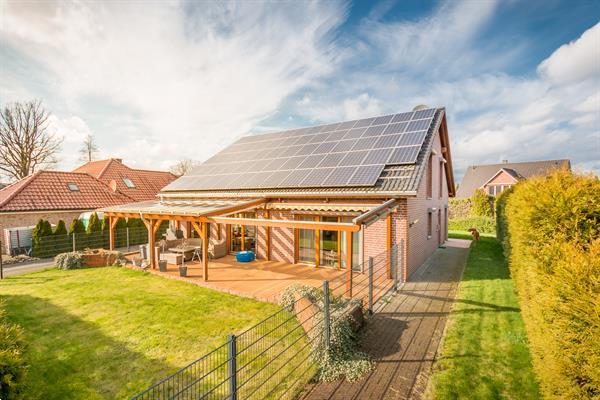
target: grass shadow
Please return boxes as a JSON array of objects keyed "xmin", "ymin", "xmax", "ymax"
[{"xmin": 2, "ymin": 294, "xmax": 178, "ymax": 400}]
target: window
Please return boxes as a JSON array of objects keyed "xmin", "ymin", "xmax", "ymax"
[
  {"xmin": 123, "ymin": 177, "xmax": 135, "ymax": 188},
  {"xmin": 427, "ymin": 211, "xmax": 432, "ymax": 238},
  {"xmin": 426, "ymin": 154, "xmax": 433, "ymax": 198},
  {"xmin": 67, "ymin": 182, "xmax": 79, "ymax": 192},
  {"xmin": 439, "ymin": 160, "xmax": 444, "ymax": 198}
]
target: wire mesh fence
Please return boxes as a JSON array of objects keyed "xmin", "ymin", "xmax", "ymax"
[{"xmin": 128, "ymin": 241, "xmax": 405, "ymax": 400}]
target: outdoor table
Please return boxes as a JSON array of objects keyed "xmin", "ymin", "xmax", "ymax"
[{"xmin": 168, "ymin": 246, "xmax": 196, "ymax": 261}]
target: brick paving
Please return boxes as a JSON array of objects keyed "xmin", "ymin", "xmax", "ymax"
[{"xmin": 300, "ymin": 238, "xmax": 470, "ymax": 400}]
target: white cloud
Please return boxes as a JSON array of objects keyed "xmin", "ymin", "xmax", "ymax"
[
  {"xmin": 45, "ymin": 114, "xmax": 93, "ymax": 168},
  {"xmin": 538, "ymin": 22, "xmax": 600, "ymax": 84},
  {"xmin": 0, "ymin": 0, "xmax": 348, "ymax": 168}
]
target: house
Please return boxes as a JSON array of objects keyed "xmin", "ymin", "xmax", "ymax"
[
  {"xmin": 102, "ymin": 106, "xmax": 455, "ymax": 286},
  {"xmin": 456, "ymin": 159, "xmax": 571, "ymax": 198},
  {"xmin": 0, "ymin": 159, "xmax": 177, "ymax": 254}
]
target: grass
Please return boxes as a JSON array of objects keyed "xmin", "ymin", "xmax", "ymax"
[
  {"xmin": 0, "ymin": 266, "xmax": 285, "ymax": 399},
  {"xmin": 427, "ymin": 230, "xmax": 540, "ymax": 399}
]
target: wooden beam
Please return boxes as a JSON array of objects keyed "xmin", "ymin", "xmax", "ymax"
[
  {"xmin": 241, "ymin": 225, "xmax": 245, "ymax": 251},
  {"xmin": 337, "ymin": 216, "xmax": 341, "ymax": 270},
  {"xmin": 109, "ymin": 216, "xmax": 119, "ymax": 251},
  {"xmin": 314, "ymin": 216, "xmax": 320, "ymax": 267},
  {"xmin": 265, "ymin": 210, "xmax": 271, "ymax": 261},
  {"xmin": 148, "ymin": 219, "xmax": 157, "ymax": 269},
  {"xmin": 153, "ymin": 220, "xmax": 162, "ymax": 236},
  {"xmin": 386, "ymin": 213, "xmax": 392, "ymax": 279},
  {"xmin": 191, "ymin": 221, "xmax": 203, "ymax": 238},
  {"xmin": 141, "ymin": 218, "xmax": 151, "ymax": 231},
  {"xmin": 201, "ymin": 221, "xmax": 209, "ymax": 281},
  {"xmin": 226, "ymin": 224, "xmax": 231, "ymax": 253},
  {"xmin": 216, "ymin": 223, "xmax": 221, "ymax": 240},
  {"xmin": 207, "ymin": 216, "xmax": 360, "ymax": 232},
  {"xmin": 345, "ymin": 231, "xmax": 353, "ymax": 297}
]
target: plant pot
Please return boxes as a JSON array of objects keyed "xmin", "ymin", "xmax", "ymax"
[
  {"xmin": 158, "ymin": 260, "xmax": 167, "ymax": 272},
  {"xmin": 179, "ymin": 266, "xmax": 187, "ymax": 277}
]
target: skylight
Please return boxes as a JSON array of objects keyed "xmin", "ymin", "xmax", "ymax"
[
  {"xmin": 123, "ymin": 177, "xmax": 136, "ymax": 188},
  {"xmin": 67, "ymin": 182, "xmax": 80, "ymax": 192}
]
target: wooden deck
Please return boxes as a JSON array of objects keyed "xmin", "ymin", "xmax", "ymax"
[{"xmin": 151, "ymin": 255, "xmax": 346, "ymax": 303}]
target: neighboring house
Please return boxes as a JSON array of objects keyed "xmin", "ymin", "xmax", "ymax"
[
  {"xmin": 456, "ymin": 159, "xmax": 571, "ymax": 198},
  {"xmin": 74, "ymin": 158, "xmax": 177, "ymax": 201},
  {"xmin": 103, "ymin": 106, "xmax": 455, "ymax": 282},
  {"xmin": 0, "ymin": 159, "xmax": 177, "ymax": 254}
]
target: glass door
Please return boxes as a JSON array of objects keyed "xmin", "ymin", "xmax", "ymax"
[
  {"xmin": 229, "ymin": 212, "xmax": 256, "ymax": 252},
  {"xmin": 297, "ymin": 215, "xmax": 315, "ymax": 264},
  {"xmin": 340, "ymin": 217, "xmax": 361, "ymax": 271},
  {"xmin": 320, "ymin": 216, "xmax": 339, "ymax": 268}
]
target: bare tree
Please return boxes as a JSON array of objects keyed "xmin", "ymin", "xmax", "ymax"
[
  {"xmin": 169, "ymin": 159, "xmax": 199, "ymax": 176},
  {"xmin": 79, "ymin": 134, "xmax": 99, "ymax": 163},
  {"xmin": 0, "ymin": 100, "xmax": 62, "ymax": 181}
]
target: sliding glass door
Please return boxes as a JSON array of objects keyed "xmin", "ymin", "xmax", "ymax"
[
  {"xmin": 297, "ymin": 215, "xmax": 316, "ymax": 264},
  {"xmin": 320, "ymin": 216, "xmax": 339, "ymax": 268},
  {"xmin": 229, "ymin": 212, "xmax": 256, "ymax": 253},
  {"xmin": 340, "ymin": 217, "xmax": 361, "ymax": 271}
]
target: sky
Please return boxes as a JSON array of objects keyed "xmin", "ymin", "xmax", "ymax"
[{"xmin": 0, "ymin": 0, "xmax": 598, "ymax": 182}]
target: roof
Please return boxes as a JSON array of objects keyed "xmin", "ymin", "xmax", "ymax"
[
  {"xmin": 162, "ymin": 107, "xmax": 454, "ymax": 198},
  {"xmin": 0, "ymin": 171, "xmax": 135, "ymax": 212},
  {"xmin": 456, "ymin": 159, "xmax": 571, "ymax": 198},
  {"xmin": 74, "ymin": 159, "xmax": 177, "ymax": 201},
  {"xmin": 101, "ymin": 198, "xmax": 259, "ymax": 217}
]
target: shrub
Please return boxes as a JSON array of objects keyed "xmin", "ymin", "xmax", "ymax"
[
  {"xmin": 68, "ymin": 219, "xmax": 86, "ymax": 235},
  {"xmin": 0, "ymin": 301, "xmax": 28, "ymax": 399},
  {"xmin": 54, "ymin": 252, "xmax": 83, "ymax": 270},
  {"xmin": 280, "ymin": 284, "xmax": 373, "ymax": 382},
  {"xmin": 448, "ymin": 198, "xmax": 471, "ymax": 219},
  {"xmin": 53, "ymin": 220, "xmax": 68, "ymax": 236},
  {"xmin": 86, "ymin": 212, "xmax": 102, "ymax": 234},
  {"xmin": 31, "ymin": 219, "xmax": 53, "ymax": 257},
  {"xmin": 448, "ymin": 217, "xmax": 496, "ymax": 234},
  {"xmin": 470, "ymin": 189, "xmax": 494, "ymax": 217},
  {"xmin": 495, "ymin": 186, "xmax": 513, "ymax": 246},
  {"xmin": 503, "ymin": 170, "xmax": 600, "ymax": 399}
]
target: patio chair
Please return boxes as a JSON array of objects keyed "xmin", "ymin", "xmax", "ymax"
[{"xmin": 209, "ymin": 239, "xmax": 227, "ymax": 260}]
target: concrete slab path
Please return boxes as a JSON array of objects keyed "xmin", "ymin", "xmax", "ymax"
[{"xmin": 300, "ymin": 238, "xmax": 470, "ymax": 400}]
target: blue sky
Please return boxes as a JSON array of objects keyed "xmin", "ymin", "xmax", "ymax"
[{"xmin": 0, "ymin": 0, "xmax": 598, "ymax": 181}]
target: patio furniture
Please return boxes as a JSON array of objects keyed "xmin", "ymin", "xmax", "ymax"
[
  {"xmin": 236, "ymin": 251, "xmax": 255, "ymax": 263},
  {"xmin": 191, "ymin": 246, "xmax": 202, "ymax": 262},
  {"xmin": 209, "ymin": 239, "xmax": 227, "ymax": 259},
  {"xmin": 161, "ymin": 252, "xmax": 183, "ymax": 265},
  {"xmin": 168, "ymin": 246, "xmax": 196, "ymax": 261}
]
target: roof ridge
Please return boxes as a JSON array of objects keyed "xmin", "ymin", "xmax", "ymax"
[
  {"xmin": 85, "ymin": 172, "xmax": 137, "ymax": 202},
  {"xmin": 469, "ymin": 159, "xmax": 570, "ymax": 168},
  {"xmin": 96, "ymin": 159, "xmax": 119, "ymax": 178}
]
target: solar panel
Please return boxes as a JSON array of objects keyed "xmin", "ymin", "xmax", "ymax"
[
  {"xmin": 301, "ymin": 167, "xmax": 335, "ymax": 186},
  {"xmin": 347, "ymin": 164, "xmax": 385, "ymax": 186},
  {"xmin": 321, "ymin": 166, "xmax": 358, "ymax": 186},
  {"xmin": 168, "ymin": 107, "xmax": 438, "ymax": 190}
]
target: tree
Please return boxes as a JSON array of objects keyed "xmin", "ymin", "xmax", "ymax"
[
  {"xmin": 54, "ymin": 220, "xmax": 68, "ymax": 236},
  {"xmin": 169, "ymin": 159, "xmax": 198, "ymax": 176},
  {"xmin": 470, "ymin": 189, "xmax": 494, "ymax": 218},
  {"xmin": 0, "ymin": 100, "xmax": 62, "ymax": 181},
  {"xmin": 79, "ymin": 134, "xmax": 98, "ymax": 163},
  {"xmin": 86, "ymin": 212, "xmax": 102, "ymax": 233},
  {"xmin": 68, "ymin": 218, "xmax": 86, "ymax": 235}
]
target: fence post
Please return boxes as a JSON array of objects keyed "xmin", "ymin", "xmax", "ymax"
[
  {"xmin": 368, "ymin": 257, "xmax": 374, "ymax": 314},
  {"xmin": 322, "ymin": 280, "xmax": 331, "ymax": 352},
  {"xmin": 72, "ymin": 233, "xmax": 76, "ymax": 252},
  {"xmin": 228, "ymin": 334, "xmax": 237, "ymax": 400},
  {"xmin": 392, "ymin": 246, "xmax": 398, "ymax": 291},
  {"xmin": 126, "ymin": 227, "xmax": 130, "ymax": 251}
]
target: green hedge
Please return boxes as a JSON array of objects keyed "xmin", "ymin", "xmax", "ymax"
[
  {"xmin": 0, "ymin": 301, "xmax": 27, "ymax": 399},
  {"xmin": 501, "ymin": 170, "xmax": 599, "ymax": 399},
  {"xmin": 448, "ymin": 217, "xmax": 496, "ymax": 234}
]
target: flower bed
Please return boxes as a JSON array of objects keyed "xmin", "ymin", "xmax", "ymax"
[{"xmin": 55, "ymin": 249, "xmax": 125, "ymax": 270}]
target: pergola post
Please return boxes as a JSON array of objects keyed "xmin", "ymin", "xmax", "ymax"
[
  {"xmin": 202, "ymin": 221, "xmax": 209, "ymax": 281},
  {"xmin": 345, "ymin": 231, "xmax": 353, "ymax": 297},
  {"xmin": 148, "ymin": 219, "xmax": 157, "ymax": 269},
  {"xmin": 109, "ymin": 216, "xmax": 119, "ymax": 251},
  {"xmin": 314, "ymin": 216, "xmax": 320, "ymax": 267},
  {"xmin": 265, "ymin": 210, "xmax": 271, "ymax": 261},
  {"xmin": 386, "ymin": 213, "xmax": 392, "ymax": 278}
]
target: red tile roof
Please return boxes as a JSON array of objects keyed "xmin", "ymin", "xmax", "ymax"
[
  {"xmin": 0, "ymin": 171, "xmax": 135, "ymax": 212},
  {"xmin": 73, "ymin": 159, "xmax": 177, "ymax": 201}
]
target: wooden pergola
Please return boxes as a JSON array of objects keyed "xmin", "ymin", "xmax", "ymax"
[{"xmin": 103, "ymin": 197, "xmax": 397, "ymax": 292}]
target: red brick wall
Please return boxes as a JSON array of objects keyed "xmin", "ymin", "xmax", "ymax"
[
  {"xmin": 268, "ymin": 210, "xmax": 295, "ymax": 264},
  {"xmin": 255, "ymin": 209, "xmax": 268, "ymax": 259},
  {"xmin": 406, "ymin": 129, "xmax": 449, "ymax": 278},
  {"xmin": 0, "ymin": 210, "xmax": 89, "ymax": 253}
]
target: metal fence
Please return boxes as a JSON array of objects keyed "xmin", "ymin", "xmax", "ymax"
[
  {"xmin": 130, "ymin": 242, "xmax": 405, "ymax": 400},
  {"xmin": 31, "ymin": 225, "xmax": 168, "ymax": 259}
]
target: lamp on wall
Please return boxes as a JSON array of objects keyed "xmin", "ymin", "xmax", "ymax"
[{"xmin": 409, "ymin": 219, "xmax": 419, "ymax": 228}]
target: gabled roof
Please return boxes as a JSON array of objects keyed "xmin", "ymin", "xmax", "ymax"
[
  {"xmin": 162, "ymin": 107, "xmax": 455, "ymax": 198},
  {"xmin": 74, "ymin": 159, "xmax": 177, "ymax": 201},
  {"xmin": 0, "ymin": 171, "xmax": 135, "ymax": 212},
  {"xmin": 480, "ymin": 168, "xmax": 521, "ymax": 187},
  {"xmin": 456, "ymin": 159, "xmax": 571, "ymax": 198}
]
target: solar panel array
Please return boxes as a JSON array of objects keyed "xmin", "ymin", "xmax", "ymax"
[{"xmin": 170, "ymin": 108, "xmax": 437, "ymax": 191}]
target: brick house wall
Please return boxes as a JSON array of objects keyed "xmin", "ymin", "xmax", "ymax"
[
  {"xmin": 0, "ymin": 210, "xmax": 89, "ymax": 253},
  {"xmin": 406, "ymin": 129, "xmax": 449, "ymax": 279},
  {"xmin": 268, "ymin": 210, "xmax": 295, "ymax": 264}
]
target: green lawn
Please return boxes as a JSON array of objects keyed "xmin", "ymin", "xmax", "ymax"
[
  {"xmin": 0, "ymin": 267, "xmax": 283, "ymax": 399},
  {"xmin": 427, "ymin": 231, "xmax": 540, "ymax": 399}
]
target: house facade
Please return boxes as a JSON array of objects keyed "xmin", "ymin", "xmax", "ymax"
[
  {"xmin": 103, "ymin": 106, "xmax": 455, "ymax": 282},
  {"xmin": 456, "ymin": 159, "xmax": 571, "ymax": 198},
  {"xmin": 0, "ymin": 159, "xmax": 177, "ymax": 254}
]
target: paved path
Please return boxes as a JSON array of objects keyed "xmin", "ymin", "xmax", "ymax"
[{"xmin": 301, "ymin": 238, "xmax": 470, "ymax": 400}]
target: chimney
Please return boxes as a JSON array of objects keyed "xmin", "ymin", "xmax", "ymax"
[
  {"xmin": 502, "ymin": 160, "xmax": 508, "ymax": 164},
  {"xmin": 108, "ymin": 179, "xmax": 117, "ymax": 192}
]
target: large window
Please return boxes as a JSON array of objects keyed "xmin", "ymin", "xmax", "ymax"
[
  {"xmin": 229, "ymin": 213, "xmax": 256, "ymax": 252},
  {"xmin": 427, "ymin": 211, "xmax": 432, "ymax": 239},
  {"xmin": 320, "ymin": 216, "xmax": 339, "ymax": 268},
  {"xmin": 340, "ymin": 217, "xmax": 361, "ymax": 271},
  {"xmin": 426, "ymin": 154, "xmax": 433, "ymax": 198},
  {"xmin": 439, "ymin": 160, "xmax": 444, "ymax": 198},
  {"xmin": 297, "ymin": 215, "xmax": 315, "ymax": 264}
]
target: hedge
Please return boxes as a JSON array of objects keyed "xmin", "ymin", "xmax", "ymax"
[
  {"xmin": 0, "ymin": 301, "xmax": 27, "ymax": 399},
  {"xmin": 500, "ymin": 170, "xmax": 599, "ymax": 398},
  {"xmin": 448, "ymin": 217, "xmax": 496, "ymax": 234}
]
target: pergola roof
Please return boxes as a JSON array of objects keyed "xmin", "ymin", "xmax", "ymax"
[{"xmin": 100, "ymin": 198, "xmax": 262, "ymax": 217}]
